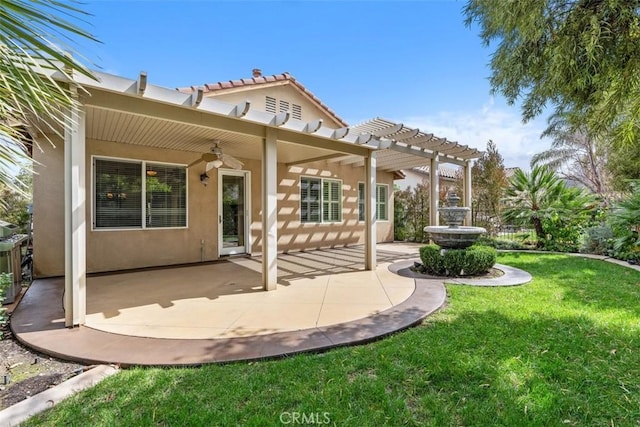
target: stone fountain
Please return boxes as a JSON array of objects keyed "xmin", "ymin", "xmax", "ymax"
[{"xmin": 424, "ymin": 192, "xmax": 486, "ymax": 249}]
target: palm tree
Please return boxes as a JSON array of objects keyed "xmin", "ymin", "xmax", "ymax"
[
  {"xmin": 0, "ymin": 0, "xmax": 97, "ymax": 207},
  {"xmin": 503, "ymin": 166, "xmax": 595, "ymax": 247},
  {"xmin": 532, "ymin": 113, "xmax": 612, "ymax": 204}
]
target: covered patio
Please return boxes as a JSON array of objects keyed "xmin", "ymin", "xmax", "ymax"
[
  {"xmin": 11, "ymin": 245, "xmax": 447, "ymax": 366},
  {"xmin": 30, "ymin": 68, "xmax": 481, "ymax": 333}
]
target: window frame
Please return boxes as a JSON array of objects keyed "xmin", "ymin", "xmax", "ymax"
[
  {"xmin": 92, "ymin": 155, "xmax": 188, "ymax": 231},
  {"xmin": 299, "ymin": 176, "xmax": 343, "ymax": 224},
  {"xmin": 358, "ymin": 182, "xmax": 389, "ymax": 222},
  {"xmin": 322, "ymin": 179, "xmax": 343, "ymax": 223},
  {"xmin": 376, "ymin": 183, "xmax": 389, "ymax": 221}
]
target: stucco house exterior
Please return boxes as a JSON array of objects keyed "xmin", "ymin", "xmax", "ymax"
[{"xmin": 31, "ymin": 68, "xmax": 481, "ymax": 326}]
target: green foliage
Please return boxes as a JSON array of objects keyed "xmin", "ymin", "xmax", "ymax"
[
  {"xmin": 471, "ymin": 140, "xmax": 508, "ymax": 233},
  {"xmin": 607, "ymin": 140, "xmax": 640, "ymax": 191},
  {"xmin": 476, "ymin": 235, "xmax": 527, "ymax": 250},
  {"xmin": 464, "ymin": 0, "xmax": 640, "ymax": 146},
  {"xmin": 580, "ymin": 224, "xmax": 615, "ymax": 255},
  {"xmin": 393, "ymin": 185, "xmax": 408, "ymax": 240},
  {"xmin": 420, "ymin": 244, "xmax": 497, "ymax": 277},
  {"xmin": 395, "ymin": 183, "xmax": 430, "ymax": 242},
  {"xmin": 0, "ymin": 273, "xmax": 10, "ymax": 326},
  {"xmin": 608, "ymin": 181, "xmax": 640, "ymax": 261},
  {"xmin": 464, "ymin": 245, "xmax": 498, "ymax": 276},
  {"xmin": 0, "ymin": 169, "xmax": 32, "ymax": 233},
  {"xmin": 0, "ymin": 0, "xmax": 97, "ymax": 205},
  {"xmin": 503, "ymin": 166, "xmax": 596, "ymax": 250},
  {"xmin": 23, "ymin": 255, "xmax": 640, "ymax": 427},
  {"xmin": 419, "ymin": 244, "xmax": 445, "ymax": 275},
  {"xmin": 442, "ymin": 250, "xmax": 466, "ymax": 277}
]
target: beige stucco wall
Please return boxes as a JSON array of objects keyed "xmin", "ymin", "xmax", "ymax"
[
  {"xmin": 209, "ymin": 84, "xmax": 343, "ymax": 128},
  {"xmin": 33, "ymin": 139, "xmax": 394, "ymax": 277}
]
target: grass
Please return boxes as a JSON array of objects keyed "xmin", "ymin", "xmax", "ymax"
[{"xmin": 24, "ymin": 253, "xmax": 640, "ymax": 426}]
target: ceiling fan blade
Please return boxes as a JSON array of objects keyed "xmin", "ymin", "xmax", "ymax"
[
  {"xmin": 187, "ymin": 158, "xmax": 203, "ymax": 168},
  {"xmin": 205, "ymin": 161, "xmax": 217, "ymax": 172},
  {"xmin": 221, "ymin": 154, "xmax": 244, "ymax": 170},
  {"xmin": 201, "ymin": 153, "xmax": 218, "ymax": 162}
]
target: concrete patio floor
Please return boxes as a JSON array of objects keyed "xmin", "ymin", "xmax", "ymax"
[
  {"xmin": 85, "ymin": 245, "xmax": 419, "ymax": 339},
  {"xmin": 11, "ymin": 244, "xmax": 448, "ymax": 366}
]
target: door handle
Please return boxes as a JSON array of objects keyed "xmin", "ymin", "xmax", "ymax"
[{"xmin": 219, "ymin": 215, "xmax": 222, "ymax": 224}]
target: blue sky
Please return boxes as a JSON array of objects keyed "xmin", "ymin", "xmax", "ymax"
[{"xmin": 80, "ymin": 0, "xmax": 551, "ymax": 169}]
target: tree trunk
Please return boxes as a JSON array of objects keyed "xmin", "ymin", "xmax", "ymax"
[{"xmin": 532, "ymin": 217, "xmax": 544, "ymax": 248}]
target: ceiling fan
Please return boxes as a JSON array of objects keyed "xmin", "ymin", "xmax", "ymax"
[{"xmin": 187, "ymin": 141, "xmax": 244, "ymax": 171}]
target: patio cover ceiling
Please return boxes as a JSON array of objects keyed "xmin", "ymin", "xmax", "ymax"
[{"xmin": 42, "ymin": 70, "xmax": 481, "ymax": 168}]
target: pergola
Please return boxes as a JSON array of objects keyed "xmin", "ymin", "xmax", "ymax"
[{"xmin": 44, "ymin": 69, "xmax": 482, "ymax": 327}]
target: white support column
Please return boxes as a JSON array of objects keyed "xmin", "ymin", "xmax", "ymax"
[
  {"xmin": 364, "ymin": 152, "xmax": 376, "ymax": 270},
  {"xmin": 64, "ymin": 92, "xmax": 86, "ymax": 327},
  {"xmin": 429, "ymin": 153, "xmax": 440, "ymax": 227},
  {"xmin": 464, "ymin": 160, "xmax": 473, "ymax": 226},
  {"xmin": 262, "ymin": 128, "xmax": 278, "ymax": 291}
]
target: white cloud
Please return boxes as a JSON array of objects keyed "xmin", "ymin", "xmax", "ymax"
[{"xmin": 397, "ymin": 100, "xmax": 552, "ymax": 171}]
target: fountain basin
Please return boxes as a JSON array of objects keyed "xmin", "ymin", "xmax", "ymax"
[{"xmin": 424, "ymin": 225, "xmax": 487, "ymax": 249}]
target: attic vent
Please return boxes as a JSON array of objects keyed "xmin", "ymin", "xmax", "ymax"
[
  {"xmin": 265, "ymin": 96, "xmax": 276, "ymax": 113},
  {"xmin": 279, "ymin": 100, "xmax": 290, "ymax": 113},
  {"xmin": 292, "ymin": 104, "xmax": 302, "ymax": 120}
]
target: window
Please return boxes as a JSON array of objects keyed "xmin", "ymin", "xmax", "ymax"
[
  {"xmin": 376, "ymin": 184, "xmax": 388, "ymax": 221},
  {"xmin": 358, "ymin": 182, "xmax": 389, "ymax": 221},
  {"xmin": 145, "ymin": 163, "xmax": 187, "ymax": 228},
  {"xmin": 358, "ymin": 182, "xmax": 365, "ymax": 222},
  {"xmin": 300, "ymin": 178, "xmax": 321, "ymax": 223},
  {"xmin": 323, "ymin": 180, "xmax": 342, "ymax": 222},
  {"xmin": 94, "ymin": 158, "xmax": 187, "ymax": 229},
  {"xmin": 300, "ymin": 177, "xmax": 342, "ymax": 223}
]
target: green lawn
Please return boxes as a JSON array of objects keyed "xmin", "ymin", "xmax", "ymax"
[{"xmin": 25, "ymin": 254, "xmax": 640, "ymax": 426}]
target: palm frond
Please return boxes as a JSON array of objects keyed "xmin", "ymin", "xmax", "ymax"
[{"xmin": 0, "ymin": 0, "xmax": 97, "ymax": 197}]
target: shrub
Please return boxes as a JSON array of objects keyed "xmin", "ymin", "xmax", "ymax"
[
  {"xmin": 465, "ymin": 245, "xmax": 498, "ymax": 275},
  {"xmin": 580, "ymin": 224, "xmax": 614, "ymax": 255},
  {"xmin": 476, "ymin": 235, "xmax": 527, "ymax": 250},
  {"xmin": 443, "ymin": 250, "xmax": 466, "ymax": 276},
  {"xmin": 419, "ymin": 244, "xmax": 497, "ymax": 276},
  {"xmin": 419, "ymin": 244, "xmax": 445, "ymax": 275},
  {"xmin": 0, "ymin": 273, "xmax": 10, "ymax": 327}
]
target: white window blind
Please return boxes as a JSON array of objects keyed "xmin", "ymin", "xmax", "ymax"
[
  {"xmin": 95, "ymin": 159, "xmax": 143, "ymax": 228},
  {"xmin": 323, "ymin": 180, "xmax": 342, "ymax": 222},
  {"xmin": 358, "ymin": 182, "xmax": 365, "ymax": 222},
  {"xmin": 145, "ymin": 163, "xmax": 187, "ymax": 228},
  {"xmin": 358, "ymin": 183, "xmax": 388, "ymax": 221},
  {"xmin": 376, "ymin": 184, "xmax": 388, "ymax": 221},
  {"xmin": 300, "ymin": 177, "xmax": 321, "ymax": 223}
]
